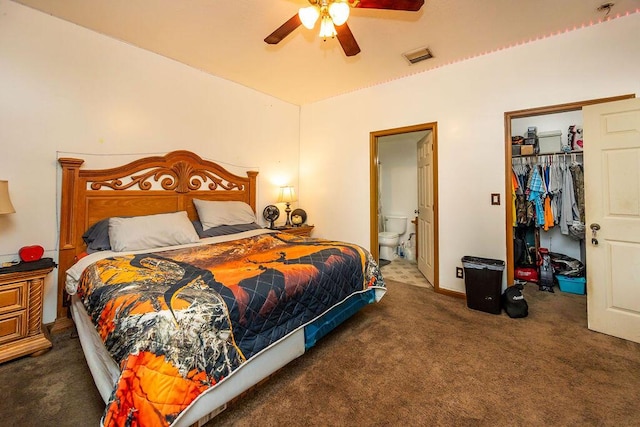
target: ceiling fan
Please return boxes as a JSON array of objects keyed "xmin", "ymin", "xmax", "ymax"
[{"xmin": 264, "ymin": 0, "xmax": 425, "ymax": 57}]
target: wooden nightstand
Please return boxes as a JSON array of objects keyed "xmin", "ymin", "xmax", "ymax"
[
  {"xmin": 278, "ymin": 225, "xmax": 314, "ymax": 237},
  {"xmin": 0, "ymin": 261, "xmax": 55, "ymax": 363}
]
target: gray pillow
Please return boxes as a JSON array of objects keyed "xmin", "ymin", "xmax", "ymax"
[
  {"xmin": 193, "ymin": 199, "xmax": 257, "ymax": 230},
  {"xmin": 109, "ymin": 211, "xmax": 200, "ymax": 252},
  {"xmin": 83, "ymin": 216, "xmax": 263, "ymax": 253},
  {"xmin": 82, "ymin": 219, "xmax": 112, "ymax": 253}
]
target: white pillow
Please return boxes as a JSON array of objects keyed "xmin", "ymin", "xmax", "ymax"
[
  {"xmin": 193, "ymin": 199, "xmax": 256, "ymax": 230},
  {"xmin": 108, "ymin": 211, "xmax": 199, "ymax": 252}
]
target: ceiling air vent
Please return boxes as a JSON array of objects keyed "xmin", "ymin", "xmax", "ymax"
[{"xmin": 402, "ymin": 47, "xmax": 433, "ymax": 65}]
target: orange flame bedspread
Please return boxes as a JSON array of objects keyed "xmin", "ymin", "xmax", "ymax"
[{"xmin": 76, "ymin": 232, "xmax": 384, "ymax": 426}]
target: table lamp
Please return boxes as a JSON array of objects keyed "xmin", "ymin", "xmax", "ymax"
[
  {"xmin": 277, "ymin": 186, "xmax": 297, "ymax": 227},
  {"xmin": 0, "ymin": 180, "xmax": 15, "ymax": 215}
]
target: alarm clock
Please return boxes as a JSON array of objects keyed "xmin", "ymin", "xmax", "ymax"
[
  {"xmin": 19, "ymin": 245, "xmax": 44, "ymax": 262},
  {"xmin": 291, "ymin": 214, "xmax": 303, "ymax": 225}
]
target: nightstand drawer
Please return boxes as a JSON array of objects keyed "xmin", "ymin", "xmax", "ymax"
[
  {"xmin": 0, "ymin": 281, "xmax": 28, "ymax": 315},
  {"xmin": 0, "ymin": 310, "xmax": 27, "ymax": 344}
]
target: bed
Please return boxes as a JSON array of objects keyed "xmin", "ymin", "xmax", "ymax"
[{"xmin": 56, "ymin": 151, "xmax": 386, "ymax": 427}]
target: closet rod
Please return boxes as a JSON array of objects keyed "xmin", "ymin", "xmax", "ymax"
[
  {"xmin": 512, "ymin": 153, "xmax": 583, "ymax": 167},
  {"xmin": 512, "ymin": 150, "xmax": 583, "ymax": 158}
]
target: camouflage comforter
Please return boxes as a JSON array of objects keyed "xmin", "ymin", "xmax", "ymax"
[{"xmin": 73, "ymin": 231, "xmax": 384, "ymax": 426}]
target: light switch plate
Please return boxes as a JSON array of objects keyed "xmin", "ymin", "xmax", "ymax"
[{"xmin": 491, "ymin": 193, "xmax": 500, "ymax": 205}]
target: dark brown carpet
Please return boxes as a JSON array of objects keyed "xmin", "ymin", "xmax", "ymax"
[{"xmin": 1, "ymin": 281, "xmax": 638, "ymax": 426}]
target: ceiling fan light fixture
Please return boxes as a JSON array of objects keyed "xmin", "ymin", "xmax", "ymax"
[
  {"xmin": 299, "ymin": 6, "xmax": 320, "ymax": 29},
  {"xmin": 265, "ymin": 0, "xmax": 424, "ymax": 56},
  {"xmin": 329, "ymin": 1, "xmax": 350, "ymax": 26},
  {"xmin": 319, "ymin": 14, "xmax": 337, "ymax": 39}
]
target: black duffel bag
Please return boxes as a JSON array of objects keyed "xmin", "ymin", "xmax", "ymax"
[{"xmin": 502, "ymin": 284, "xmax": 529, "ymax": 318}]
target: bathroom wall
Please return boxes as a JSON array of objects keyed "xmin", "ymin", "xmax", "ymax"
[{"xmin": 378, "ymin": 137, "xmax": 417, "ymax": 248}]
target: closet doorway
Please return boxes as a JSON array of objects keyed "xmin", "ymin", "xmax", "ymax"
[
  {"xmin": 504, "ymin": 95, "xmax": 634, "ymax": 287},
  {"xmin": 370, "ymin": 122, "xmax": 440, "ymax": 291}
]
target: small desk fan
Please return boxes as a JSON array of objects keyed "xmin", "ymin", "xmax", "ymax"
[{"xmin": 263, "ymin": 205, "xmax": 280, "ymax": 229}]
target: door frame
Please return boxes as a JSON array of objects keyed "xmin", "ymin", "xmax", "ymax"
[
  {"xmin": 370, "ymin": 122, "xmax": 441, "ymax": 292},
  {"xmin": 503, "ymin": 94, "xmax": 635, "ymax": 286}
]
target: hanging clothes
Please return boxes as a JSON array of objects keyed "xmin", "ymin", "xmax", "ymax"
[
  {"xmin": 540, "ymin": 161, "xmax": 553, "ymax": 231},
  {"xmin": 511, "ymin": 170, "xmax": 519, "ymax": 227},
  {"xmin": 543, "ymin": 195, "xmax": 554, "ymax": 231},
  {"xmin": 547, "ymin": 159, "xmax": 563, "ymax": 224},
  {"xmin": 560, "ymin": 162, "xmax": 580, "ymax": 235},
  {"xmin": 570, "ymin": 162, "xmax": 585, "ymax": 223},
  {"xmin": 527, "ymin": 165, "xmax": 546, "ymax": 228},
  {"xmin": 512, "ymin": 162, "xmax": 533, "ymax": 226}
]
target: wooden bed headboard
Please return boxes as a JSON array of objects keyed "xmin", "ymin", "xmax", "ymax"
[{"xmin": 53, "ymin": 150, "xmax": 258, "ymax": 331}]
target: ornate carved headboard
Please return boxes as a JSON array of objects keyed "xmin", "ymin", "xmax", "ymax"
[{"xmin": 54, "ymin": 150, "xmax": 258, "ymax": 331}]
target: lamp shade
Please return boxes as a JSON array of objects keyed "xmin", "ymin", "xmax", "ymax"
[
  {"xmin": 329, "ymin": 1, "xmax": 350, "ymax": 26},
  {"xmin": 277, "ymin": 186, "xmax": 297, "ymax": 204},
  {"xmin": 0, "ymin": 180, "xmax": 16, "ymax": 214},
  {"xmin": 319, "ymin": 15, "xmax": 337, "ymax": 39},
  {"xmin": 299, "ymin": 6, "xmax": 320, "ymax": 29}
]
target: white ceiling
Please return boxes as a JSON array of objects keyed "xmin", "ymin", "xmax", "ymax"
[{"xmin": 13, "ymin": 0, "xmax": 640, "ymax": 105}]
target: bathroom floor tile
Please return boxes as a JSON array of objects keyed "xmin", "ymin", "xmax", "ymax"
[{"xmin": 380, "ymin": 258, "xmax": 432, "ymax": 288}]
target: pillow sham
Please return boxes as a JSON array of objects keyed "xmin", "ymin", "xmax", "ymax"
[
  {"xmin": 109, "ymin": 211, "xmax": 199, "ymax": 252},
  {"xmin": 82, "ymin": 219, "xmax": 112, "ymax": 253},
  {"xmin": 192, "ymin": 220, "xmax": 262, "ymax": 238},
  {"xmin": 193, "ymin": 199, "xmax": 257, "ymax": 230}
]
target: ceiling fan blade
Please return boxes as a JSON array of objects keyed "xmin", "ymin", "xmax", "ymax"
[
  {"xmin": 336, "ymin": 23, "xmax": 361, "ymax": 57},
  {"xmin": 350, "ymin": 0, "xmax": 424, "ymax": 11},
  {"xmin": 264, "ymin": 14, "xmax": 302, "ymax": 45}
]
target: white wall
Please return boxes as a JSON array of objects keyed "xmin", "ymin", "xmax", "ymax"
[
  {"xmin": 300, "ymin": 13, "xmax": 640, "ymax": 293},
  {"xmin": 0, "ymin": 0, "xmax": 300, "ymax": 323}
]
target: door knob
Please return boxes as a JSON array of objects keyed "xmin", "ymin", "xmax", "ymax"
[{"xmin": 590, "ymin": 223, "xmax": 600, "ymax": 246}]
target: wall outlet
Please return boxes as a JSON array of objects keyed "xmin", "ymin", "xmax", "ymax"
[{"xmin": 456, "ymin": 267, "xmax": 464, "ymax": 279}]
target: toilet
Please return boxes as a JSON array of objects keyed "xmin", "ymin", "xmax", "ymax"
[{"xmin": 378, "ymin": 215, "xmax": 407, "ymax": 261}]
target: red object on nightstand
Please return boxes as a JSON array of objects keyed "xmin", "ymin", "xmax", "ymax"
[{"xmin": 19, "ymin": 245, "xmax": 44, "ymax": 262}]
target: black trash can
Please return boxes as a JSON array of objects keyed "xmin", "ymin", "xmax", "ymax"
[{"xmin": 461, "ymin": 256, "xmax": 505, "ymax": 314}]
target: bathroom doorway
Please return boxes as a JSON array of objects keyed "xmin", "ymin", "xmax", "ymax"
[{"xmin": 370, "ymin": 122, "xmax": 439, "ymax": 291}]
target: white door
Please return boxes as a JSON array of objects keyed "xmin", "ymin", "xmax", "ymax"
[
  {"xmin": 417, "ymin": 132, "xmax": 434, "ymax": 284},
  {"xmin": 584, "ymin": 97, "xmax": 640, "ymax": 344}
]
